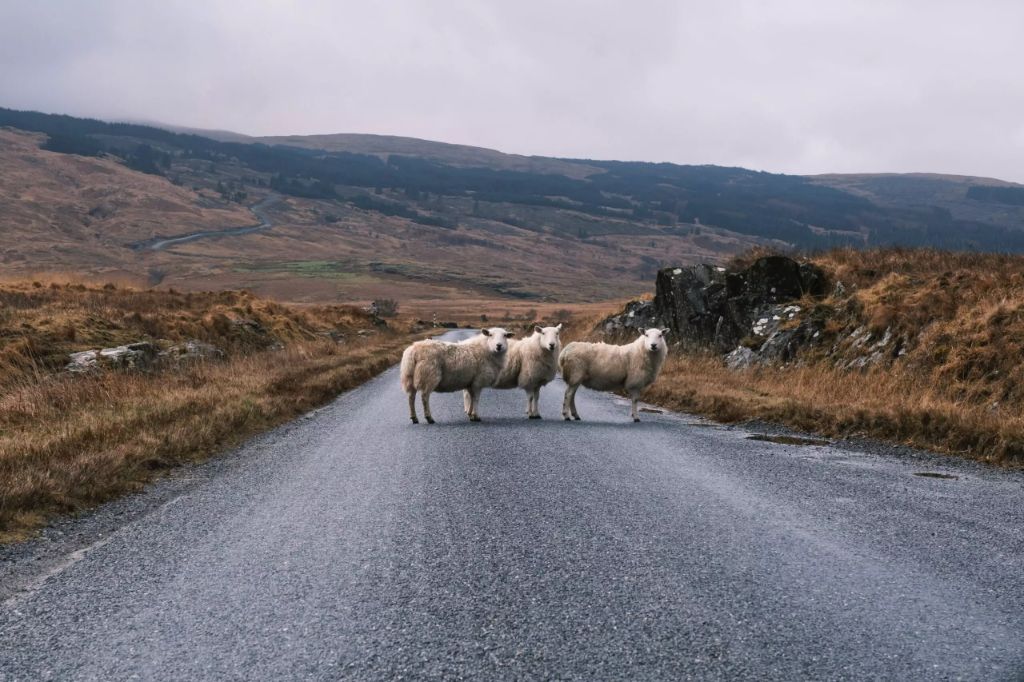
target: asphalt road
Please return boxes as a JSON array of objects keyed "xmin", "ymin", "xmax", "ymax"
[
  {"xmin": 133, "ymin": 193, "xmax": 281, "ymax": 251},
  {"xmin": 2, "ymin": 331, "xmax": 1023, "ymax": 680}
]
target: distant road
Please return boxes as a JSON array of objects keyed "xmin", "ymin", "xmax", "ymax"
[
  {"xmin": 133, "ymin": 192, "xmax": 281, "ymax": 251},
  {"xmin": 1, "ymin": 330, "xmax": 1022, "ymax": 679}
]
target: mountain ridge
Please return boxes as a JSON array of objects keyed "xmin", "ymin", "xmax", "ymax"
[{"xmin": 4, "ymin": 106, "xmax": 1024, "ymax": 305}]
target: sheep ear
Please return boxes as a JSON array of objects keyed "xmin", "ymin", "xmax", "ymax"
[
  {"xmin": 481, "ymin": 328, "xmax": 491, "ymax": 336},
  {"xmin": 556, "ymin": 323, "xmax": 563, "ymax": 331},
  {"xmin": 638, "ymin": 327, "xmax": 646, "ymax": 335},
  {"xmin": 506, "ymin": 332, "xmax": 515, "ymax": 338},
  {"xmin": 661, "ymin": 328, "xmax": 670, "ymax": 336},
  {"xmin": 534, "ymin": 325, "xmax": 543, "ymax": 334}
]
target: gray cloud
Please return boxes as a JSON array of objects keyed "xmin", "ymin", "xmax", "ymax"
[{"xmin": 1, "ymin": 0, "xmax": 1022, "ymax": 181}]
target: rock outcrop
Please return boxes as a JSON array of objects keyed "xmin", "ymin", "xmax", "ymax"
[
  {"xmin": 602, "ymin": 256, "xmax": 828, "ymax": 355},
  {"xmin": 65, "ymin": 340, "xmax": 225, "ymax": 373},
  {"xmin": 65, "ymin": 342, "xmax": 159, "ymax": 373},
  {"xmin": 160, "ymin": 340, "xmax": 225, "ymax": 365}
]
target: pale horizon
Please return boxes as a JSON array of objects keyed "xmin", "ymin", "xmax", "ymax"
[{"xmin": 2, "ymin": 1, "xmax": 1023, "ymax": 181}]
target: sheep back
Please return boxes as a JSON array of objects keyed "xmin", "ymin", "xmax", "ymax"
[
  {"xmin": 560, "ymin": 339, "xmax": 666, "ymax": 392},
  {"xmin": 494, "ymin": 336, "xmax": 559, "ymax": 390},
  {"xmin": 402, "ymin": 336, "xmax": 504, "ymax": 393}
]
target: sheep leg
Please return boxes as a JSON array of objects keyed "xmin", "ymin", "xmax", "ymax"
[
  {"xmin": 421, "ymin": 391, "xmax": 435, "ymax": 424},
  {"xmin": 528, "ymin": 388, "xmax": 541, "ymax": 419},
  {"xmin": 630, "ymin": 394, "xmax": 640, "ymax": 423},
  {"xmin": 468, "ymin": 387, "xmax": 482, "ymax": 422},
  {"xmin": 569, "ymin": 386, "xmax": 581, "ymax": 420},
  {"xmin": 463, "ymin": 389, "xmax": 472, "ymax": 414},
  {"xmin": 563, "ymin": 384, "xmax": 581, "ymax": 421},
  {"xmin": 407, "ymin": 390, "xmax": 419, "ymax": 424}
]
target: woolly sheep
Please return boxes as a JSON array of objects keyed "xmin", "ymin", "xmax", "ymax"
[
  {"xmin": 489, "ymin": 324, "xmax": 562, "ymax": 419},
  {"xmin": 400, "ymin": 328, "xmax": 514, "ymax": 424},
  {"xmin": 558, "ymin": 328, "xmax": 669, "ymax": 422}
]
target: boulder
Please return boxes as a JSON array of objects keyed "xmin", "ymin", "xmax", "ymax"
[
  {"xmin": 65, "ymin": 350, "xmax": 100, "ymax": 374},
  {"xmin": 160, "ymin": 340, "xmax": 225, "ymax": 365},
  {"xmin": 646, "ymin": 256, "xmax": 827, "ymax": 352},
  {"xmin": 65, "ymin": 342, "xmax": 159, "ymax": 373},
  {"xmin": 601, "ymin": 299, "xmax": 661, "ymax": 337},
  {"xmin": 725, "ymin": 346, "xmax": 757, "ymax": 370}
]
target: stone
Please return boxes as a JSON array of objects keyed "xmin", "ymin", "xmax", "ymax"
[
  {"xmin": 65, "ymin": 350, "xmax": 100, "ymax": 373},
  {"xmin": 725, "ymin": 346, "xmax": 757, "ymax": 370},
  {"xmin": 65, "ymin": 342, "xmax": 159, "ymax": 373},
  {"xmin": 98, "ymin": 342, "xmax": 158, "ymax": 370},
  {"xmin": 647, "ymin": 256, "xmax": 827, "ymax": 351},
  {"xmin": 161, "ymin": 340, "xmax": 225, "ymax": 364}
]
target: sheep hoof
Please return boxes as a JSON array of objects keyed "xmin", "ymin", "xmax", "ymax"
[
  {"xmin": 633, "ymin": 417, "xmax": 640, "ymax": 423},
  {"xmin": 411, "ymin": 417, "xmax": 419, "ymax": 424},
  {"xmin": 529, "ymin": 414, "xmax": 541, "ymax": 420},
  {"xmin": 573, "ymin": 415, "xmax": 581, "ymax": 421},
  {"xmin": 469, "ymin": 416, "xmax": 481, "ymax": 422},
  {"xmin": 426, "ymin": 417, "xmax": 435, "ymax": 424}
]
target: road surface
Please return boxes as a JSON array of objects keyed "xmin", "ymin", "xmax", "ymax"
[
  {"xmin": 2, "ymin": 331, "xmax": 1023, "ymax": 680},
  {"xmin": 131, "ymin": 193, "xmax": 281, "ymax": 251}
]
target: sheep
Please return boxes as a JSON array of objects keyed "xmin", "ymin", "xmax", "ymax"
[
  {"xmin": 558, "ymin": 328, "xmax": 669, "ymax": 422},
  {"xmin": 489, "ymin": 324, "xmax": 563, "ymax": 419},
  {"xmin": 400, "ymin": 328, "xmax": 514, "ymax": 424}
]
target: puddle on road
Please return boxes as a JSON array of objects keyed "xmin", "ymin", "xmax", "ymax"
[
  {"xmin": 747, "ymin": 434, "xmax": 831, "ymax": 447},
  {"xmin": 914, "ymin": 472, "xmax": 959, "ymax": 480}
]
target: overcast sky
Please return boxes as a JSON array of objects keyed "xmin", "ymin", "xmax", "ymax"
[{"xmin": 1, "ymin": 1, "xmax": 1022, "ymax": 181}]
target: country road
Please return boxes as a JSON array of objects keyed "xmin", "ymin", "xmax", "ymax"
[
  {"xmin": 2, "ymin": 331, "xmax": 1023, "ymax": 680},
  {"xmin": 131, "ymin": 193, "xmax": 282, "ymax": 251}
]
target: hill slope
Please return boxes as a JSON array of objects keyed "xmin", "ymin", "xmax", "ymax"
[{"xmin": 4, "ymin": 107, "xmax": 1024, "ymax": 305}]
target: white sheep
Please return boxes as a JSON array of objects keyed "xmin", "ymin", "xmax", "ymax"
[
  {"xmin": 400, "ymin": 328, "xmax": 513, "ymax": 424},
  {"xmin": 558, "ymin": 328, "xmax": 669, "ymax": 422},
  {"xmin": 489, "ymin": 324, "xmax": 562, "ymax": 419}
]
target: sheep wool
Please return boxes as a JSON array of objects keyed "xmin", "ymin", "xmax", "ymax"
[
  {"xmin": 400, "ymin": 328, "xmax": 513, "ymax": 423},
  {"xmin": 491, "ymin": 324, "xmax": 562, "ymax": 418},
  {"xmin": 558, "ymin": 328, "xmax": 669, "ymax": 422}
]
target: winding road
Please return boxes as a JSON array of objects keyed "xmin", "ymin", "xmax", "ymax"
[
  {"xmin": 1, "ymin": 331, "xmax": 1023, "ymax": 680},
  {"xmin": 132, "ymin": 193, "xmax": 282, "ymax": 251}
]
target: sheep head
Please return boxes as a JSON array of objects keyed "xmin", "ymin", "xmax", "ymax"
[
  {"xmin": 638, "ymin": 327, "xmax": 669, "ymax": 352},
  {"xmin": 481, "ymin": 327, "xmax": 514, "ymax": 354},
  {"xmin": 533, "ymin": 324, "xmax": 563, "ymax": 352}
]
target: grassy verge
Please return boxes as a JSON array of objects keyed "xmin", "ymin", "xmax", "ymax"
[
  {"xmin": 574, "ymin": 248, "xmax": 1024, "ymax": 468},
  {"xmin": 0, "ymin": 281, "xmax": 418, "ymax": 541},
  {"xmin": 645, "ymin": 355, "xmax": 1024, "ymax": 466}
]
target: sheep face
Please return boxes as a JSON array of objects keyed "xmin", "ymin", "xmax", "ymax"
[
  {"xmin": 481, "ymin": 327, "xmax": 514, "ymax": 354},
  {"xmin": 533, "ymin": 323, "xmax": 563, "ymax": 352},
  {"xmin": 639, "ymin": 327, "xmax": 669, "ymax": 352}
]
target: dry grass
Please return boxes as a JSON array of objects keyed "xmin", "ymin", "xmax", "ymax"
[
  {"xmin": 628, "ymin": 248, "xmax": 1024, "ymax": 466},
  {"xmin": 647, "ymin": 355, "xmax": 1024, "ymax": 466},
  {"xmin": 0, "ymin": 281, "xmax": 374, "ymax": 385},
  {"xmin": 0, "ymin": 281, "xmax": 416, "ymax": 541}
]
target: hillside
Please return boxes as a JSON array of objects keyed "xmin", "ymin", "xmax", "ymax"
[
  {"xmin": 258, "ymin": 133, "xmax": 603, "ymax": 179},
  {"xmin": 0, "ymin": 129, "xmax": 253, "ymax": 284},
  {"xmin": 4, "ymin": 107, "xmax": 1024, "ymax": 306},
  {"xmin": 595, "ymin": 248, "xmax": 1024, "ymax": 465},
  {"xmin": 0, "ymin": 279, "xmax": 415, "ymax": 538}
]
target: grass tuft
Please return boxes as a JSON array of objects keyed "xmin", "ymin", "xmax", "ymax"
[{"xmin": 0, "ymin": 281, "xmax": 416, "ymax": 541}]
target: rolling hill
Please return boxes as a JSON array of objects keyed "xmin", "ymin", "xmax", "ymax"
[{"xmin": 3, "ymin": 106, "xmax": 1024, "ymax": 306}]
